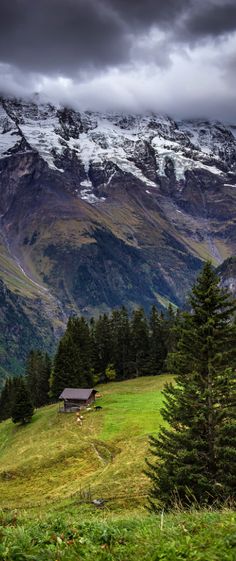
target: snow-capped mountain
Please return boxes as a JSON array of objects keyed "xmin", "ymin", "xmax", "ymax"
[
  {"xmin": 0, "ymin": 96, "xmax": 236, "ymax": 377},
  {"xmin": 1, "ymin": 98, "xmax": 236, "ymax": 205}
]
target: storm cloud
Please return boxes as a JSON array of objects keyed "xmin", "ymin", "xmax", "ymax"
[{"xmin": 0, "ymin": 0, "xmax": 236, "ymax": 120}]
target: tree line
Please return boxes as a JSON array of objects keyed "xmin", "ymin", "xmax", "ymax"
[
  {"xmin": 51, "ymin": 305, "xmax": 179, "ymax": 397},
  {"xmin": 0, "ymin": 305, "xmax": 179, "ymax": 422},
  {"xmin": 0, "ymin": 351, "xmax": 51, "ymax": 422}
]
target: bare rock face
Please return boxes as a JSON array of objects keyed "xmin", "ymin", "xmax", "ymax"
[
  {"xmin": 0, "ymin": 95, "xmax": 236, "ymax": 377},
  {"xmin": 217, "ymin": 257, "xmax": 236, "ymax": 297}
]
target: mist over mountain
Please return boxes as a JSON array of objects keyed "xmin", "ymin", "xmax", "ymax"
[{"xmin": 0, "ymin": 1, "xmax": 236, "ymax": 121}]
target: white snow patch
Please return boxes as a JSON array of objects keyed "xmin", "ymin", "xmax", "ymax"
[
  {"xmin": 69, "ymin": 116, "xmax": 157, "ymax": 186},
  {"xmin": 19, "ymin": 112, "xmax": 64, "ymax": 171},
  {"xmin": 80, "ymin": 189, "xmax": 106, "ymax": 204},
  {"xmin": 80, "ymin": 178, "xmax": 93, "ymax": 188},
  {"xmin": 111, "ymin": 156, "xmax": 157, "ymax": 187},
  {"xmin": 79, "ymin": 174, "xmax": 106, "ymax": 204},
  {"xmin": 152, "ymin": 135, "xmax": 222, "ymax": 180},
  {"xmin": 0, "ymin": 103, "xmax": 21, "ymax": 156}
]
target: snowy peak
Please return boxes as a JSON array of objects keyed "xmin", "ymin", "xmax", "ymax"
[{"xmin": 0, "ymin": 97, "xmax": 236, "ymax": 204}]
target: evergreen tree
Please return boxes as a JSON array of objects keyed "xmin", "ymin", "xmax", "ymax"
[
  {"xmin": 0, "ymin": 377, "xmax": 22, "ymax": 421},
  {"xmin": 0, "ymin": 378, "xmax": 13, "ymax": 421},
  {"xmin": 149, "ymin": 306, "xmax": 167, "ymax": 375},
  {"xmin": 26, "ymin": 350, "xmax": 51, "ymax": 407},
  {"xmin": 12, "ymin": 378, "xmax": 34, "ymax": 425},
  {"xmin": 93, "ymin": 314, "xmax": 112, "ymax": 381},
  {"xmin": 105, "ymin": 363, "xmax": 116, "ymax": 382},
  {"xmin": 25, "ymin": 350, "xmax": 39, "ymax": 405},
  {"xmin": 51, "ymin": 317, "xmax": 93, "ymax": 398},
  {"xmin": 130, "ymin": 308, "xmax": 149, "ymax": 376},
  {"xmin": 37, "ymin": 353, "xmax": 51, "ymax": 407},
  {"xmin": 164, "ymin": 304, "xmax": 178, "ymax": 354},
  {"xmin": 147, "ymin": 262, "xmax": 236, "ymax": 509},
  {"xmin": 110, "ymin": 307, "xmax": 131, "ymax": 379}
]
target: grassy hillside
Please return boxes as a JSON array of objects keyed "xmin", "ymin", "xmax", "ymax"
[
  {"xmin": 0, "ymin": 375, "xmax": 235, "ymax": 561},
  {"xmin": 0, "ymin": 376, "xmax": 168, "ymax": 510}
]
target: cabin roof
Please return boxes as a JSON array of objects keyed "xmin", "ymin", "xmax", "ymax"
[{"xmin": 59, "ymin": 388, "xmax": 96, "ymax": 401}]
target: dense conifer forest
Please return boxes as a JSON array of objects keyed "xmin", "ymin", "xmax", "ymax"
[{"xmin": 0, "ymin": 304, "xmax": 178, "ymax": 421}]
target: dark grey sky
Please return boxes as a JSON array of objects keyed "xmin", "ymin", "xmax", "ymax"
[{"xmin": 0, "ymin": 0, "xmax": 236, "ymax": 120}]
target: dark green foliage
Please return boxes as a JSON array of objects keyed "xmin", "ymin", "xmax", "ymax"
[
  {"xmin": 26, "ymin": 350, "xmax": 51, "ymax": 407},
  {"xmin": 110, "ymin": 307, "xmax": 131, "ymax": 379},
  {"xmin": 0, "ymin": 377, "xmax": 21, "ymax": 421},
  {"xmin": 105, "ymin": 363, "xmax": 117, "ymax": 381},
  {"xmin": 0, "ymin": 304, "xmax": 179, "ymax": 413},
  {"xmin": 11, "ymin": 378, "xmax": 34, "ymax": 425},
  {"xmin": 0, "ymin": 378, "xmax": 13, "ymax": 421},
  {"xmin": 50, "ymin": 305, "xmax": 179, "ymax": 397},
  {"xmin": 93, "ymin": 314, "xmax": 112, "ymax": 380},
  {"xmin": 51, "ymin": 317, "xmax": 93, "ymax": 398},
  {"xmin": 130, "ymin": 308, "xmax": 150, "ymax": 376},
  {"xmin": 147, "ymin": 262, "xmax": 236, "ymax": 509},
  {"xmin": 149, "ymin": 306, "xmax": 168, "ymax": 374},
  {"xmin": 0, "ymin": 349, "xmax": 52, "ymax": 417}
]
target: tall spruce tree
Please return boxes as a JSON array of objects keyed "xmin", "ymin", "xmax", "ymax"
[
  {"xmin": 147, "ymin": 262, "xmax": 236, "ymax": 509},
  {"xmin": 93, "ymin": 314, "xmax": 112, "ymax": 381},
  {"xmin": 12, "ymin": 378, "xmax": 34, "ymax": 425},
  {"xmin": 25, "ymin": 350, "xmax": 51, "ymax": 407},
  {"xmin": 110, "ymin": 307, "xmax": 131, "ymax": 379},
  {"xmin": 130, "ymin": 308, "xmax": 149, "ymax": 377},
  {"xmin": 0, "ymin": 378, "xmax": 15, "ymax": 421},
  {"xmin": 51, "ymin": 317, "xmax": 93, "ymax": 398},
  {"xmin": 149, "ymin": 306, "xmax": 167, "ymax": 375},
  {"xmin": 0, "ymin": 377, "xmax": 23, "ymax": 421}
]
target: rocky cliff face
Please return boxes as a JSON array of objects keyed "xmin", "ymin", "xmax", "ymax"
[
  {"xmin": 0, "ymin": 96, "xmax": 236, "ymax": 376},
  {"xmin": 217, "ymin": 257, "xmax": 236, "ymax": 298}
]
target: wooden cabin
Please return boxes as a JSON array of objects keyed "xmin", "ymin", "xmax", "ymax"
[{"xmin": 59, "ymin": 388, "xmax": 97, "ymax": 412}]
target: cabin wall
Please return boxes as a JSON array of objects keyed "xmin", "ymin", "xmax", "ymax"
[
  {"xmin": 87, "ymin": 394, "xmax": 96, "ymax": 405},
  {"xmin": 59, "ymin": 392, "xmax": 96, "ymax": 412}
]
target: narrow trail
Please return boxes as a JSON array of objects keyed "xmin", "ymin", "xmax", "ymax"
[{"xmin": 91, "ymin": 443, "xmax": 107, "ymax": 465}]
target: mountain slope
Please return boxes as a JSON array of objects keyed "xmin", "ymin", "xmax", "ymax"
[
  {"xmin": 0, "ymin": 278, "xmax": 56, "ymax": 383},
  {"xmin": 0, "ymin": 96, "xmax": 236, "ymax": 376}
]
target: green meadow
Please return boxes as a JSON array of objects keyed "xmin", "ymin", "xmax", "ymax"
[
  {"xmin": 0, "ymin": 375, "xmax": 234, "ymax": 561},
  {"xmin": 0, "ymin": 375, "xmax": 168, "ymax": 510}
]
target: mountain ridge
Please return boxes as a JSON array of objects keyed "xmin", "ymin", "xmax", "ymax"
[{"xmin": 0, "ymin": 95, "xmax": 236, "ymax": 377}]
